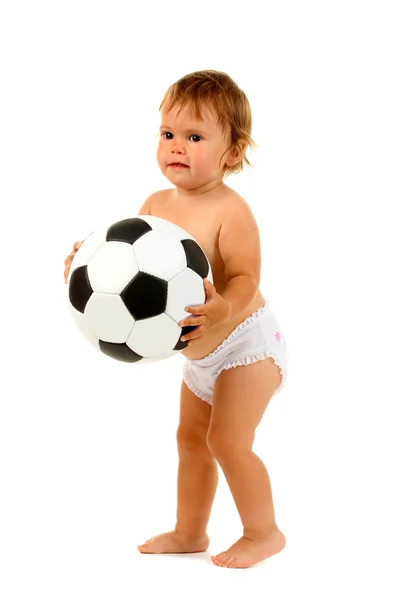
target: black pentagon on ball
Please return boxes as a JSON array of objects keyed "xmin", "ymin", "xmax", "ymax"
[
  {"xmin": 181, "ymin": 239, "xmax": 209, "ymax": 279},
  {"xmin": 99, "ymin": 340, "xmax": 144, "ymax": 363},
  {"xmin": 121, "ymin": 272, "xmax": 167, "ymax": 320},
  {"xmin": 69, "ymin": 265, "xmax": 93, "ymax": 314},
  {"xmin": 106, "ymin": 217, "xmax": 152, "ymax": 244}
]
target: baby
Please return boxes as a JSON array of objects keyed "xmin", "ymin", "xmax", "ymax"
[{"xmin": 64, "ymin": 70, "xmax": 289, "ymax": 569}]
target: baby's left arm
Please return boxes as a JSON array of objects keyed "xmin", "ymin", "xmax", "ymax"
[
  {"xmin": 180, "ymin": 199, "xmax": 262, "ymax": 341},
  {"xmin": 218, "ymin": 198, "xmax": 261, "ymax": 321}
]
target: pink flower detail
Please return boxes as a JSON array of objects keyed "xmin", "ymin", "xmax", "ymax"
[{"xmin": 275, "ymin": 331, "xmax": 281, "ymax": 342}]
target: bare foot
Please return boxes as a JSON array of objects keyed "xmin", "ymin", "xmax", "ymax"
[
  {"xmin": 211, "ymin": 529, "xmax": 286, "ymax": 568},
  {"xmin": 138, "ymin": 530, "xmax": 210, "ymax": 554}
]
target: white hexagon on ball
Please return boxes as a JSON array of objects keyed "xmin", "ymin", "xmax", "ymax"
[
  {"xmin": 85, "ymin": 293, "xmax": 135, "ymax": 343},
  {"xmin": 166, "ymin": 268, "xmax": 207, "ymax": 323},
  {"xmin": 133, "ymin": 230, "xmax": 187, "ymax": 280},
  {"xmin": 88, "ymin": 241, "xmax": 139, "ymax": 294},
  {"xmin": 127, "ymin": 313, "xmax": 181, "ymax": 357}
]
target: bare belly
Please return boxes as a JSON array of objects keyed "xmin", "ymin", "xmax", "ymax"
[{"xmin": 180, "ymin": 289, "xmax": 267, "ymax": 360}]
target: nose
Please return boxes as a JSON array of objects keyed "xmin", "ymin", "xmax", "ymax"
[{"xmin": 170, "ymin": 137, "xmax": 186, "ymax": 154}]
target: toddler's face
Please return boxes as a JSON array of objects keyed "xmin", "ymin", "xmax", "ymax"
[{"xmin": 156, "ymin": 103, "xmax": 231, "ymax": 192}]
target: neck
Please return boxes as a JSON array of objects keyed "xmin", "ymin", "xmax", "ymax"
[{"xmin": 174, "ymin": 179, "xmax": 226, "ymax": 198}]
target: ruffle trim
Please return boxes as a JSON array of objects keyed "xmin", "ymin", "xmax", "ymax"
[
  {"xmin": 218, "ymin": 351, "xmax": 287, "ymax": 395},
  {"xmin": 182, "ymin": 350, "xmax": 287, "ymax": 405},
  {"xmin": 182, "ymin": 362, "xmax": 213, "ymax": 404},
  {"xmin": 205, "ymin": 302, "xmax": 269, "ymax": 360}
]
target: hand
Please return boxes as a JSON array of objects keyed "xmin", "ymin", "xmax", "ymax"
[
  {"xmin": 64, "ymin": 239, "xmax": 85, "ymax": 284},
  {"xmin": 178, "ymin": 279, "xmax": 231, "ymax": 346}
]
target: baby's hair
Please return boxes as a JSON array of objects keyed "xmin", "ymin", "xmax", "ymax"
[{"xmin": 159, "ymin": 70, "xmax": 257, "ymax": 178}]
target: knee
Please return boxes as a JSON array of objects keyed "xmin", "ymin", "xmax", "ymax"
[
  {"xmin": 206, "ymin": 427, "xmax": 254, "ymax": 461},
  {"xmin": 176, "ymin": 424, "xmax": 209, "ymax": 453}
]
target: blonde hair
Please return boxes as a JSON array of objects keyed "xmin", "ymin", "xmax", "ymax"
[{"xmin": 159, "ymin": 70, "xmax": 257, "ymax": 178}]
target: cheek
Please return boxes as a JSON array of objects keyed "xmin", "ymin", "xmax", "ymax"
[
  {"xmin": 193, "ymin": 145, "xmax": 214, "ymax": 168},
  {"xmin": 156, "ymin": 143, "xmax": 164, "ymax": 163}
]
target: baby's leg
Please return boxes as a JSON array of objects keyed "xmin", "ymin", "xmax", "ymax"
[
  {"xmin": 208, "ymin": 358, "xmax": 286, "ymax": 568},
  {"xmin": 138, "ymin": 381, "xmax": 217, "ymax": 554}
]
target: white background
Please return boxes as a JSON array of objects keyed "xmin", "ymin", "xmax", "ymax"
[{"xmin": 1, "ymin": 0, "xmax": 407, "ymax": 598}]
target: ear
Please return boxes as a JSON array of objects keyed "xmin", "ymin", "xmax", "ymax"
[{"xmin": 226, "ymin": 140, "xmax": 248, "ymax": 167}]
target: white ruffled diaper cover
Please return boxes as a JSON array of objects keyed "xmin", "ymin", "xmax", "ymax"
[{"xmin": 182, "ymin": 302, "xmax": 288, "ymax": 405}]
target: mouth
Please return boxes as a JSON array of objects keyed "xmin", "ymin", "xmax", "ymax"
[{"xmin": 169, "ymin": 162, "xmax": 189, "ymax": 168}]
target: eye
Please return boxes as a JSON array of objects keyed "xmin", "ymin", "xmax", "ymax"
[{"xmin": 160, "ymin": 131, "xmax": 202, "ymax": 142}]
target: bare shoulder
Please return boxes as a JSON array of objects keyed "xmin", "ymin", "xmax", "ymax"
[
  {"xmin": 221, "ymin": 188, "xmax": 258, "ymax": 225},
  {"xmin": 138, "ymin": 188, "xmax": 172, "ymax": 215}
]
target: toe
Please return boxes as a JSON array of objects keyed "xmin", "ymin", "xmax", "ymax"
[
  {"xmin": 137, "ymin": 540, "xmax": 152, "ymax": 551},
  {"xmin": 224, "ymin": 555, "xmax": 236, "ymax": 568},
  {"xmin": 227, "ymin": 557, "xmax": 239, "ymax": 568},
  {"xmin": 211, "ymin": 553, "xmax": 225, "ymax": 567},
  {"xmin": 217, "ymin": 552, "xmax": 230, "ymax": 567},
  {"xmin": 219, "ymin": 554, "xmax": 229, "ymax": 567}
]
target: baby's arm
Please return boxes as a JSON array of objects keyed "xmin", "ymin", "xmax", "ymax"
[{"xmin": 218, "ymin": 198, "xmax": 261, "ymax": 320}]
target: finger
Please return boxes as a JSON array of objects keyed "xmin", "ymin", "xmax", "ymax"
[
  {"xmin": 189, "ymin": 327, "xmax": 204, "ymax": 342},
  {"xmin": 181, "ymin": 324, "xmax": 204, "ymax": 339},
  {"xmin": 182, "ymin": 326, "xmax": 205, "ymax": 342},
  {"xmin": 186, "ymin": 337, "xmax": 203, "ymax": 345},
  {"xmin": 188, "ymin": 325, "xmax": 205, "ymax": 339},
  {"xmin": 204, "ymin": 278, "xmax": 216, "ymax": 295},
  {"xmin": 184, "ymin": 304, "xmax": 206, "ymax": 315},
  {"xmin": 204, "ymin": 278, "xmax": 215, "ymax": 291},
  {"xmin": 179, "ymin": 316, "xmax": 206, "ymax": 327}
]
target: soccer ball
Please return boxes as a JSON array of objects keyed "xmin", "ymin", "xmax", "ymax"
[{"xmin": 67, "ymin": 215, "xmax": 213, "ymax": 363}]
